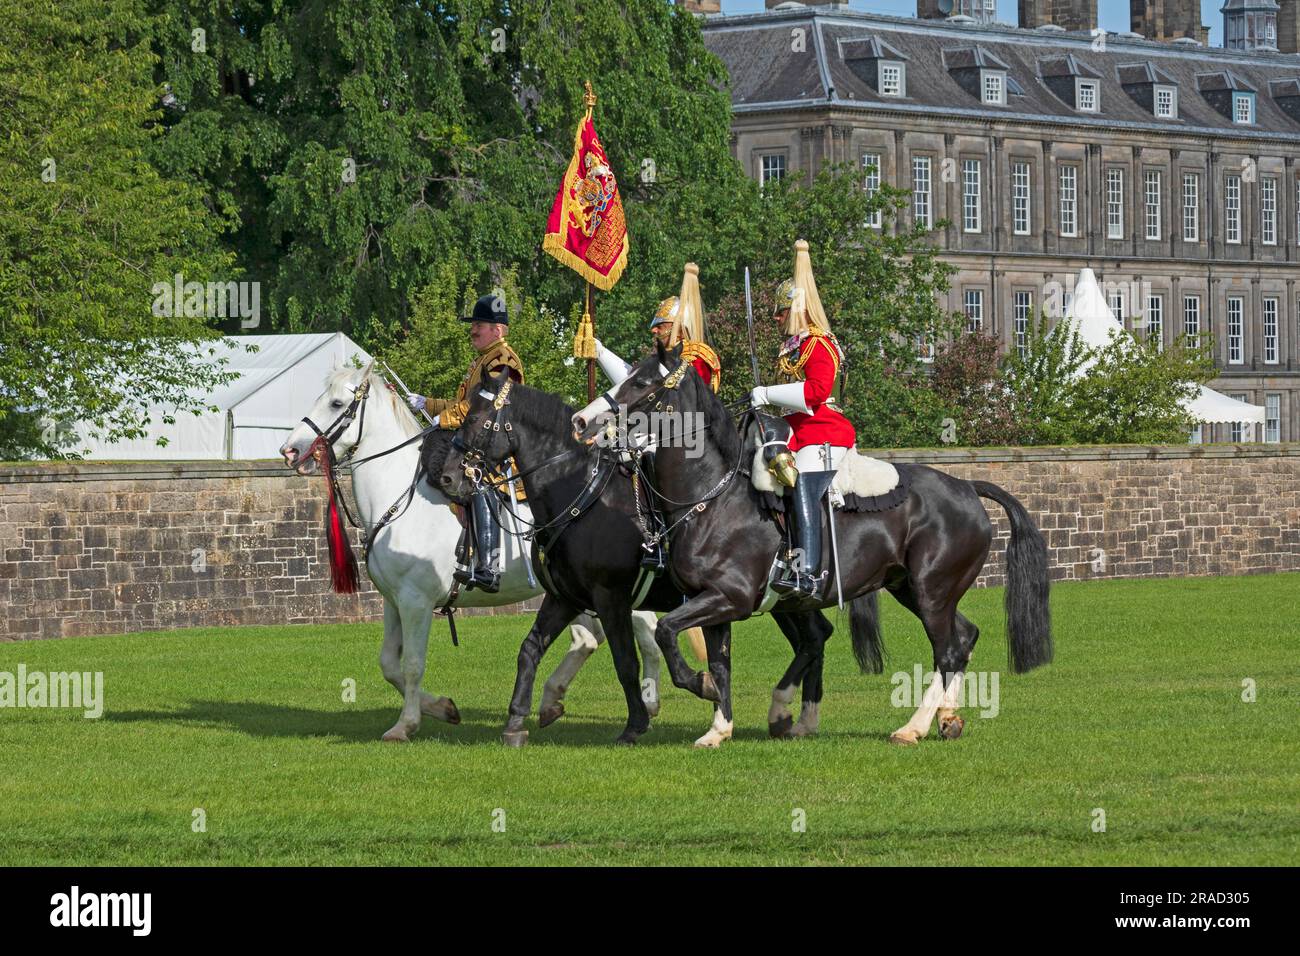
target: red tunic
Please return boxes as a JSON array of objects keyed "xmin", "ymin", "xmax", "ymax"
[{"xmin": 778, "ymin": 331, "xmax": 855, "ymax": 451}]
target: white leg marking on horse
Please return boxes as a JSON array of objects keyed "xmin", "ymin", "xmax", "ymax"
[
  {"xmin": 694, "ymin": 707, "xmax": 734, "ymax": 749},
  {"xmin": 791, "ymin": 701, "xmax": 820, "ymax": 737},
  {"xmin": 768, "ymin": 684, "xmax": 796, "ymax": 726},
  {"xmin": 937, "ymin": 672, "xmax": 964, "ymax": 723},
  {"xmin": 890, "ymin": 671, "xmax": 946, "ymax": 745}
]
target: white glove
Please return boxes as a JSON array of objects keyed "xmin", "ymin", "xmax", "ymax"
[
  {"xmin": 751, "ymin": 382, "xmax": 810, "ymax": 414},
  {"xmin": 594, "ymin": 338, "xmax": 631, "ymax": 386},
  {"xmin": 408, "ymin": 394, "xmax": 426, "ymax": 411},
  {"xmin": 430, "ymin": 414, "xmax": 440, "ymax": 427}
]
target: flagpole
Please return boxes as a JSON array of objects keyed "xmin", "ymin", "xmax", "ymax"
[{"xmin": 583, "ymin": 81, "xmax": 598, "ymax": 403}]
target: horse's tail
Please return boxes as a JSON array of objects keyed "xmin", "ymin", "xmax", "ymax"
[
  {"xmin": 972, "ymin": 481, "xmax": 1053, "ymax": 673},
  {"xmin": 849, "ymin": 590, "xmax": 885, "ymax": 674}
]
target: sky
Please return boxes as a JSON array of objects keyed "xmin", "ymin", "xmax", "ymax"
[{"xmin": 718, "ymin": 1, "xmax": 1230, "ymax": 47}]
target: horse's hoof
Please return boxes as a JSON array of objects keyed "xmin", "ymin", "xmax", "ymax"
[
  {"xmin": 939, "ymin": 715, "xmax": 964, "ymax": 740},
  {"xmin": 769, "ymin": 713, "xmax": 794, "ymax": 739},
  {"xmin": 700, "ymin": 672, "xmax": 721, "ymax": 703},
  {"xmin": 645, "ymin": 700, "xmax": 661, "ymax": 718},
  {"xmin": 538, "ymin": 702, "xmax": 565, "ymax": 728},
  {"xmin": 382, "ymin": 725, "xmax": 413, "ymax": 742},
  {"xmin": 614, "ymin": 730, "xmax": 641, "ymax": 746},
  {"xmin": 502, "ymin": 729, "xmax": 529, "ymax": 748},
  {"xmin": 889, "ymin": 730, "xmax": 919, "ymax": 746}
]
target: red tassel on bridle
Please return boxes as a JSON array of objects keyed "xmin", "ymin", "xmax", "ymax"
[{"xmin": 312, "ymin": 438, "xmax": 360, "ymax": 594}]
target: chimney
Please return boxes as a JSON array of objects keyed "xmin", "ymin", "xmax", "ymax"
[
  {"xmin": 1279, "ymin": 0, "xmax": 1300, "ymax": 51},
  {"xmin": 678, "ymin": 0, "xmax": 721, "ymax": 13},
  {"xmin": 1130, "ymin": 0, "xmax": 1210, "ymax": 43},
  {"xmin": 1019, "ymin": 0, "xmax": 1099, "ymax": 32}
]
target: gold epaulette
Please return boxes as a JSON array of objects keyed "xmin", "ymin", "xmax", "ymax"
[
  {"xmin": 777, "ymin": 329, "xmax": 841, "ymax": 380},
  {"xmin": 680, "ymin": 340, "xmax": 721, "ymax": 393}
]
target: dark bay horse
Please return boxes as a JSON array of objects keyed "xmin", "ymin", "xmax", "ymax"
[
  {"xmin": 438, "ymin": 373, "xmax": 863, "ymax": 747},
  {"xmin": 572, "ymin": 342, "xmax": 1054, "ymax": 745}
]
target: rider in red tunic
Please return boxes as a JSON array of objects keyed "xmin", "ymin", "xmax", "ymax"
[
  {"xmin": 749, "ymin": 240, "xmax": 854, "ymax": 599},
  {"xmin": 593, "ymin": 262, "xmax": 721, "ymax": 393}
]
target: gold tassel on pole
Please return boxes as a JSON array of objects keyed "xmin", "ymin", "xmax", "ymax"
[{"xmin": 573, "ymin": 282, "xmax": 597, "ymax": 360}]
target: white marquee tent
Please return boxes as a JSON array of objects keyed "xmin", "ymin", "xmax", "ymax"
[
  {"xmin": 73, "ymin": 332, "xmax": 373, "ymax": 461},
  {"xmin": 1062, "ymin": 269, "xmax": 1266, "ymax": 436}
]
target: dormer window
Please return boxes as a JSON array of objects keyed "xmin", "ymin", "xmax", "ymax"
[
  {"xmin": 879, "ymin": 61, "xmax": 905, "ymax": 97},
  {"xmin": 981, "ymin": 70, "xmax": 1006, "ymax": 105},
  {"xmin": 1234, "ymin": 91, "xmax": 1255, "ymax": 124},
  {"xmin": 1155, "ymin": 85, "xmax": 1177, "ymax": 118},
  {"xmin": 1076, "ymin": 79, "xmax": 1100, "ymax": 112}
]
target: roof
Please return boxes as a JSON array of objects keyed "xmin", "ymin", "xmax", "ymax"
[
  {"xmin": 703, "ymin": 8, "xmax": 1300, "ymax": 141},
  {"xmin": 203, "ymin": 333, "xmax": 371, "ymax": 410}
]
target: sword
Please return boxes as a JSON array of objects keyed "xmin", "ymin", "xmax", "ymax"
[
  {"xmin": 380, "ymin": 359, "xmax": 437, "ymax": 427},
  {"xmin": 823, "ymin": 443, "xmax": 844, "ymax": 610},
  {"xmin": 744, "ymin": 267, "xmax": 761, "ymax": 388}
]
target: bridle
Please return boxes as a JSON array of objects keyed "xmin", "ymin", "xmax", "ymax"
[
  {"xmin": 299, "ymin": 375, "xmax": 438, "ymax": 559},
  {"xmin": 451, "ymin": 379, "xmax": 616, "ymax": 545}
]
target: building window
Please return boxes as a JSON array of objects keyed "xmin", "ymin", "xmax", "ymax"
[
  {"xmin": 879, "ymin": 61, "xmax": 904, "ymax": 97},
  {"xmin": 1146, "ymin": 294, "xmax": 1164, "ymax": 350},
  {"xmin": 1264, "ymin": 297, "xmax": 1279, "ymax": 363},
  {"xmin": 1262, "ymin": 176, "xmax": 1277, "ymax": 245},
  {"xmin": 912, "ymin": 156, "xmax": 931, "ymax": 229},
  {"xmin": 1189, "ymin": 423, "xmax": 1203, "ymax": 444},
  {"xmin": 964, "ymin": 289, "xmax": 984, "ymax": 332},
  {"xmin": 1233, "ymin": 92, "xmax": 1254, "ymax": 125},
  {"xmin": 962, "ymin": 159, "xmax": 981, "ymax": 233},
  {"xmin": 981, "ymin": 70, "xmax": 1005, "ymax": 106},
  {"xmin": 1109, "ymin": 291, "xmax": 1125, "ymax": 323},
  {"xmin": 1225, "ymin": 175, "xmax": 1241, "ymax": 244},
  {"xmin": 760, "ymin": 153, "xmax": 786, "ymax": 186},
  {"xmin": 1144, "ymin": 170, "xmax": 1162, "ymax": 240},
  {"xmin": 1106, "ymin": 168, "xmax": 1124, "ymax": 240},
  {"xmin": 1059, "ymin": 164, "xmax": 1078, "ymax": 238},
  {"xmin": 1227, "ymin": 296, "xmax": 1244, "ymax": 364},
  {"xmin": 863, "ymin": 153, "xmax": 882, "ymax": 229},
  {"xmin": 1014, "ymin": 291, "xmax": 1033, "ymax": 357},
  {"xmin": 1182, "ymin": 172, "xmax": 1199, "ymax": 242},
  {"xmin": 1012, "ymin": 161, "xmax": 1031, "ymax": 235},
  {"xmin": 1076, "ymin": 79, "xmax": 1099, "ymax": 112},
  {"xmin": 1155, "ymin": 85, "xmax": 1177, "ymax": 118},
  {"xmin": 1265, "ymin": 394, "xmax": 1281, "ymax": 443},
  {"xmin": 1229, "ymin": 394, "xmax": 1249, "ymax": 443},
  {"xmin": 1184, "ymin": 295, "xmax": 1200, "ymax": 348}
]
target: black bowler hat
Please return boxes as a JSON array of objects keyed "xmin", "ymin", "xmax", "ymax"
[{"xmin": 460, "ymin": 293, "xmax": 509, "ymax": 325}]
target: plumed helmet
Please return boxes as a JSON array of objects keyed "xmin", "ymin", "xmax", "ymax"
[{"xmin": 650, "ymin": 296, "xmax": 680, "ymax": 329}]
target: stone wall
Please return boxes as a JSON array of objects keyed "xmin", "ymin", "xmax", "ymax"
[{"xmin": 1, "ymin": 445, "xmax": 1297, "ymax": 640}]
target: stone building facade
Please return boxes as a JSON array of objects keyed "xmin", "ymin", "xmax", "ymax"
[{"xmin": 702, "ymin": 7, "xmax": 1300, "ymax": 442}]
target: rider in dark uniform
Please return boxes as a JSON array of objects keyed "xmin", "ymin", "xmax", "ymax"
[{"xmin": 409, "ymin": 294, "xmax": 523, "ymax": 593}]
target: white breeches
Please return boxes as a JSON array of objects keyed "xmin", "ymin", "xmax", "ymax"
[{"xmin": 793, "ymin": 444, "xmax": 849, "ymax": 473}]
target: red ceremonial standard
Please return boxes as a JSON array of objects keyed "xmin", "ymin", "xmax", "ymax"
[{"xmin": 542, "ymin": 115, "xmax": 629, "ymax": 291}]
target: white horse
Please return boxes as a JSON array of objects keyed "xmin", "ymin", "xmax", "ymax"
[{"xmin": 279, "ymin": 361, "xmax": 661, "ymax": 741}]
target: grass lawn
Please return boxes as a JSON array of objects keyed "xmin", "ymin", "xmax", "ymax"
[{"xmin": 0, "ymin": 573, "xmax": 1296, "ymax": 866}]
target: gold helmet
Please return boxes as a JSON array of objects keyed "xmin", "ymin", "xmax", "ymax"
[
  {"xmin": 650, "ymin": 296, "xmax": 680, "ymax": 329},
  {"xmin": 778, "ymin": 240, "xmax": 831, "ymax": 337}
]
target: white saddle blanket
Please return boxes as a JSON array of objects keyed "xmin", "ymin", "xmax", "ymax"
[{"xmin": 751, "ymin": 441, "xmax": 900, "ymax": 500}]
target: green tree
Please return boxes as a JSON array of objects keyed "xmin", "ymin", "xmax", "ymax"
[{"xmin": 0, "ymin": 0, "xmax": 238, "ymax": 460}]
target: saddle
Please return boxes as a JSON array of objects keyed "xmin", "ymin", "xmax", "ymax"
[{"xmin": 747, "ymin": 424, "xmax": 910, "ymax": 515}]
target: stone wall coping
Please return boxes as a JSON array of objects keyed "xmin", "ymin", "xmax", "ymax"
[{"xmin": 3, "ymin": 443, "xmax": 1298, "ymax": 483}]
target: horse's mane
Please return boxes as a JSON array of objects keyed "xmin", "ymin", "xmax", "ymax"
[
  {"xmin": 324, "ymin": 366, "xmax": 422, "ymax": 439},
  {"xmin": 677, "ymin": 356, "xmax": 742, "ymax": 462},
  {"xmin": 509, "ymin": 383, "xmax": 578, "ymax": 438}
]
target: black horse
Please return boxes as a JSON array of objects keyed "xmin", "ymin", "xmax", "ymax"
[
  {"xmin": 438, "ymin": 373, "xmax": 858, "ymax": 747},
  {"xmin": 572, "ymin": 342, "xmax": 1053, "ymax": 745}
]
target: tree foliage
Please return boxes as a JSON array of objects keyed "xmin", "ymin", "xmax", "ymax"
[{"xmin": 0, "ymin": 0, "xmax": 238, "ymax": 460}]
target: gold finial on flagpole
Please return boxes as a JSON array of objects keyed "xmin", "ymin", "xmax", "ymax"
[{"xmin": 584, "ymin": 80, "xmax": 596, "ymax": 116}]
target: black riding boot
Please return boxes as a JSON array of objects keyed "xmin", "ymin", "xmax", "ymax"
[
  {"xmin": 455, "ymin": 490, "xmax": 502, "ymax": 593},
  {"xmin": 773, "ymin": 471, "xmax": 833, "ymax": 599}
]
